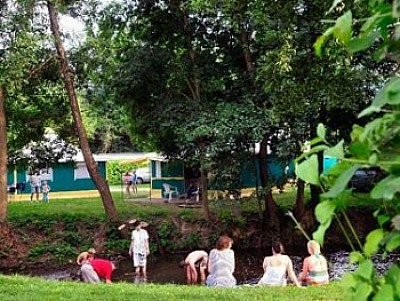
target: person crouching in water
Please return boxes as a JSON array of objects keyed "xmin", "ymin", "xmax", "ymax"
[
  {"xmin": 129, "ymin": 221, "xmax": 150, "ymax": 280},
  {"xmin": 81, "ymin": 258, "xmax": 116, "ymax": 284},
  {"xmin": 180, "ymin": 250, "xmax": 208, "ymax": 285},
  {"xmin": 298, "ymin": 240, "xmax": 329, "ymax": 285}
]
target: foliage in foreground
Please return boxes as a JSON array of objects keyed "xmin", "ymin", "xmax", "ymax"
[
  {"xmin": 0, "ymin": 275, "xmax": 343, "ymax": 301},
  {"xmin": 297, "ymin": 1, "xmax": 400, "ymax": 300}
]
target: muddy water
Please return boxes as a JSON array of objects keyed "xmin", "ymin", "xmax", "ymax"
[{"xmin": 35, "ymin": 251, "xmax": 400, "ymax": 285}]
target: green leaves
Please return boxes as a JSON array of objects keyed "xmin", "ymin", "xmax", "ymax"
[
  {"xmin": 313, "ymin": 2, "xmax": 400, "ymax": 301},
  {"xmin": 374, "ymin": 285, "xmax": 395, "ymax": 301},
  {"xmin": 359, "ymin": 77, "xmax": 400, "ymax": 117},
  {"xmin": 371, "ymin": 175, "xmax": 400, "ymax": 200},
  {"xmin": 324, "ymin": 140, "xmax": 344, "ymax": 159},
  {"xmin": 321, "ymin": 165, "xmax": 359, "ymax": 198},
  {"xmin": 317, "ymin": 123, "xmax": 327, "ymax": 141},
  {"xmin": 314, "ymin": 11, "xmax": 353, "ymax": 55},
  {"xmin": 347, "ymin": 31, "xmax": 381, "ymax": 54},
  {"xmin": 334, "ymin": 11, "xmax": 353, "ymax": 44},
  {"xmin": 313, "ymin": 201, "xmax": 336, "ymax": 245},
  {"xmin": 386, "ymin": 232, "xmax": 400, "ymax": 252},
  {"xmin": 364, "ymin": 229, "xmax": 384, "ymax": 256},
  {"xmin": 296, "ymin": 154, "xmax": 320, "ymax": 186},
  {"xmin": 354, "ymin": 282, "xmax": 373, "ymax": 301}
]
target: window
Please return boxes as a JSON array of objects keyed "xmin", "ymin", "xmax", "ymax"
[
  {"xmin": 155, "ymin": 161, "xmax": 161, "ymax": 177},
  {"xmin": 74, "ymin": 163, "xmax": 90, "ymax": 180}
]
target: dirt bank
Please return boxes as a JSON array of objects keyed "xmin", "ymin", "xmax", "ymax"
[{"xmin": 0, "ymin": 208, "xmax": 377, "ymax": 271}]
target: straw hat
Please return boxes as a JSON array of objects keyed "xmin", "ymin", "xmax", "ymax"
[{"xmin": 139, "ymin": 221, "xmax": 149, "ymax": 228}]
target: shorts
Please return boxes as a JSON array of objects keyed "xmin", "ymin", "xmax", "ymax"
[
  {"xmin": 31, "ymin": 185, "xmax": 39, "ymax": 193},
  {"xmin": 80, "ymin": 262, "xmax": 100, "ymax": 283},
  {"xmin": 133, "ymin": 253, "xmax": 147, "ymax": 267}
]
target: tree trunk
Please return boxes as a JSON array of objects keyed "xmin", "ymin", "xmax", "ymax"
[
  {"xmin": 294, "ymin": 179, "xmax": 305, "ymax": 218},
  {"xmin": 182, "ymin": 7, "xmax": 211, "ymax": 221},
  {"xmin": 237, "ymin": 9, "xmax": 279, "ymax": 231},
  {"xmin": 47, "ymin": 1, "xmax": 118, "ymax": 221},
  {"xmin": 236, "ymin": 4, "xmax": 278, "ymax": 230},
  {"xmin": 309, "ymin": 146, "xmax": 323, "ymax": 209},
  {"xmin": 200, "ymin": 166, "xmax": 211, "ymax": 221},
  {"xmin": 259, "ymin": 136, "xmax": 279, "ymax": 231},
  {"xmin": 0, "ymin": 86, "xmax": 8, "ymax": 221}
]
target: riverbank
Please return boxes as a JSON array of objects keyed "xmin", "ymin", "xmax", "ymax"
[
  {"xmin": 0, "ymin": 189, "xmax": 378, "ymax": 271},
  {"xmin": 0, "ymin": 274, "xmax": 344, "ymax": 301}
]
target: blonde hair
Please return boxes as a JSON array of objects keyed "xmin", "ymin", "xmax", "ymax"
[{"xmin": 307, "ymin": 240, "xmax": 321, "ymax": 255}]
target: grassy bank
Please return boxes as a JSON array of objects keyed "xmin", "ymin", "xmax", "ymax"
[{"xmin": 0, "ymin": 275, "xmax": 344, "ymax": 301}]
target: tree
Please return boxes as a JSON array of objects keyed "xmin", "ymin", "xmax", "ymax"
[
  {"xmin": 252, "ymin": 0, "xmax": 387, "ymax": 224},
  {"xmin": 0, "ymin": 0, "xmax": 73, "ymax": 220},
  {"xmin": 0, "ymin": 87, "xmax": 7, "ymax": 220},
  {"xmin": 77, "ymin": 0, "xmax": 385, "ymax": 231},
  {"xmin": 47, "ymin": 0, "xmax": 118, "ymax": 221},
  {"xmin": 297, "ymin": 1, "xmax": 400, "ymax": 299}
]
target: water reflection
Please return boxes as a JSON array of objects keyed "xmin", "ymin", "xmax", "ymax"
[{"xmin": 37, "ymin": 251, "xmax": 400, "ymax": 285}]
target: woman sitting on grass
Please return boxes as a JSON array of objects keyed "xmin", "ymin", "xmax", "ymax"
[
  {"xmin": 206, "ymin": 235, "xmax": 236, "ymax": 287},
  {"xmin": 258, "ymin": 239, "xmax": 302, "ymax": 287},
  {"xmin": 298, "ymin": 240, "xmax": 329, "ymax": 286}
]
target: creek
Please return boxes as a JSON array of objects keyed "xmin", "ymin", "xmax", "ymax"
[{"xmin": 24, "ymin": 251, "xmax": 400, "ymax": 285}]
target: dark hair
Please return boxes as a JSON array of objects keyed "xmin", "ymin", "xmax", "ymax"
[
  {"xmin": 272, "ymin": 239, "xmax": 283, "ymax": 254},
  {"xmin": 132, "ymin": 221, "xmax": 141, "ymax": 228},
  {"xmin": 216, "ymin": 235, "xmax": 233, "ymax": 250}
]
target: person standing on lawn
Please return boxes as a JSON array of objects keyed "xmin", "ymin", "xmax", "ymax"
[
  {"xmin": 41, "ymin": 181, "xmax": 51, "ymax": 203},
  {"xmin": 131, "ymin": 170, "xmax": 138, "ymax": 194},
  {"xmin": 29, "ymin": 171, "xmax": 41, "ymax": 201},
  {"xmin": 129, "ymin": 221, "xmax": 150, "ymax": 280},
  {"xmin": 123, "ymin": 172, "xmax": 132, "ymax": 197}
]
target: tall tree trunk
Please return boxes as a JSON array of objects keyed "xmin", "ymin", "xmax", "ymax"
[
  {"xmin": 294, "ymin": 179, "xmax": 305, "ymax": 218},
  {"xmin": 308, "ymin": 119, "xmax": 324, "ymax": 209},
  {"xmin": 237, "ymin": 3, "xmax": 279, "ymax": 230},
  {"xmin": 200, "ymin": 166, "xmax": 211, "ymax": 221},
  {"xmin": 47, "ymin": 1, "xmax": 118, "ymax": 221},
  {"xmin": 181, "ymin": 7, "xmax": 211, "ymax": 221},
  {"xmin": 0, "ymin": 86, "xmax": 8, "ymax": 221},
  {"xmin": 259, "ymin": 136, "xmax": 279, "ymax": 231}
]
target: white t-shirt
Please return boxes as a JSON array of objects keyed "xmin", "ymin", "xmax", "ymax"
[
  {"xmin": 131, "ymin": 229, "xmax": 149, "ymax": 254},
  {"xmin": 30, "ymin": 174, "xmax": 41, "ymax": 187}
]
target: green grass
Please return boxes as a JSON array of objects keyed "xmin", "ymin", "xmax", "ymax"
[
  {"xmin": 7, "ymin": 187, "xmax": 374, "ymax": 224},
  {"xmin": 0, "ymin": 275, "xmax": 344, "ymax": 301},
  {"xmin": 7, "ymin": 192, "xmax": 179, "ymax": 222}
]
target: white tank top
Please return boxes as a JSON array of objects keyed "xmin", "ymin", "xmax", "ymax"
[{"xmin": 258, "ymin": 265, "xmax": 287, "ymax": 286}]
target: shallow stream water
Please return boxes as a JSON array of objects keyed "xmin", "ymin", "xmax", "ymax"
[{"xmin": 27, "ymin": 251, "xmax": 400, "ymax": 285}]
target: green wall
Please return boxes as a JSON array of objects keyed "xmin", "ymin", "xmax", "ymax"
[{"xmin": 7, "ymin": 162, "xmax": 106, "ymax": 193}]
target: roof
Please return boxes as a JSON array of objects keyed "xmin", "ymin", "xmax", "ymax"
[{"xmin": 73, "ymin": 152, "xmax": 159, "ymax": 162}]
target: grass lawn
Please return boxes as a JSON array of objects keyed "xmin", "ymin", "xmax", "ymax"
[
  {"xmin": 7, "ymin": 191, "xmax": 180, "ymax": 222},
  {"xmin": 0, "ymin": 275, "xmax": 344, "ymax": 301},
  {"xmin": 7, "ymin": 186, "xmax": 374, "ymax": 223}
]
